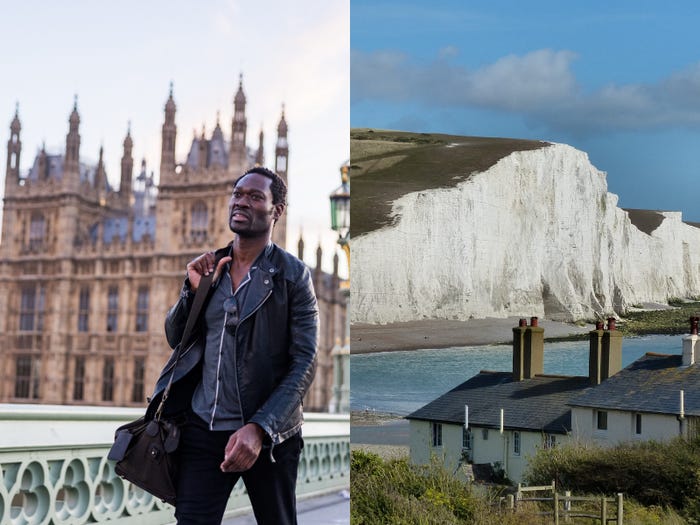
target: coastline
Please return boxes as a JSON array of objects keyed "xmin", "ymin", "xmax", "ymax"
[
  {"xmin": 351, "ymin": 317, "xmax": 592, "ymax": 354},
  {"xmin": 351, "ymin": 410, "xmax": 410, "ymax": 458}
]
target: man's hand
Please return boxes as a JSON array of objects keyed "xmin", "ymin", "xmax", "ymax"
[
  {"xmin": 220, "ymin": 423, "xmax": 265, "ymax": 473},
  {"xmin": 186, "ymin": 252, "xmax": 232, "ymax": 291}
]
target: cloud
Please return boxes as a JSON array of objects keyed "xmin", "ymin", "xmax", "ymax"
[
  {"xmin": 465, "ymin": 50, "xmax": 578, "ymax": 110},
  {"xmin": 438, "ymin": 45, "xmax": 459, "ymax": 60},
  {"xmin": 352, "ymin": 47, "xmax": 700, "ymax": 134}
]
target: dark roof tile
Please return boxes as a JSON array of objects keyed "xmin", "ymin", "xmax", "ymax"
[
  {"xmin": 569, "ymin": 353, "xmax": 698, "ymax": 416},
  {"xmin": 407, "ymin": 372, "xmax": 591, "ymax": 434}
]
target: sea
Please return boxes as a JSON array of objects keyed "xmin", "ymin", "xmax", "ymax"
[{"xmin": 350, "ymin": 334, "xmax": 682, "ymax": 416}]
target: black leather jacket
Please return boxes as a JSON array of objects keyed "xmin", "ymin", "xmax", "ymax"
[{"xmin": 149, "ymin": 243, "xmax": 318, "ymax": 445}]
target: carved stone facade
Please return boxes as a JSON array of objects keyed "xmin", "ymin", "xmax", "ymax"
[{"xmin": 0, "ymin": 79, "xmax": 346, "ymax": 412}]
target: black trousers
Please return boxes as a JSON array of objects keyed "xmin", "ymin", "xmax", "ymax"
[{"xmin": 174, "ymin": 414, "xmax": 303, "ymax": 525}]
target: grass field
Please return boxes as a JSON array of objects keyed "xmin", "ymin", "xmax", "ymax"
[{"xmin": 350, "ymin": 129, "xmax": 547, "ymax": 237}]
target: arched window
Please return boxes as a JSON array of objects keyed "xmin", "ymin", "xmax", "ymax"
[
  {"xmin": 190, "ymin": 201, "xmax": 208, "ymax": 242},
  {"xmin": 78, "ymin": 287, "xmax": 90, "ymax": 332},
  {"xmin": 29, "ymin": 213, "xmax": 46, "ymax": 251},
  {"xmin": 135, "ymin": 286, "xmax": 149, "ymax": 332}
]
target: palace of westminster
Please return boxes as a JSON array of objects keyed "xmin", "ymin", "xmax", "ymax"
[{"xmin": 0, "ymin": 78, "xmax": 347, "ymax": 412}]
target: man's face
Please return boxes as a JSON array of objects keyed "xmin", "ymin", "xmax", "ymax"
[{"xmin": 228, "ymin": 173, "xmax": 282, "ymax": 238}]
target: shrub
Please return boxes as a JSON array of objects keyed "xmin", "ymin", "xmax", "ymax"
[
  {"xmin": 525, "ymin": 436, "xmax": 700, "ymax": 521},
  {"xmin": 350, "ymin": 450, "xmax": 481, "ymax": 524}
]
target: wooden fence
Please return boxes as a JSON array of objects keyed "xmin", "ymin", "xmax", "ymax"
[{"xmin": 501, "ymin": 481, "xmax": 623, "ymax": 524}]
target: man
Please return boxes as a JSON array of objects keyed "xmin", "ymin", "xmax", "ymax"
[{"xmin": 150, "ymin": 166, "xmax": 318, "ymax": 524}]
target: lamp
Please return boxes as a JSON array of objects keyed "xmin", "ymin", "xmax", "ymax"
[{"xmin": 329, "ymin": 164, "xmax": 350, "ymax": 253}]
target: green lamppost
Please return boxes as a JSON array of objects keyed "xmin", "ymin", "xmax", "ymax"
[
  {"xmin": 329, "ymin": 162, "xmax": 350, "ymax": 413},
  {"xmin": 329, "ymin": 164, "xmax": 350, "ymax": 274}
]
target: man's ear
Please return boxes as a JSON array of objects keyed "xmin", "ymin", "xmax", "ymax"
[{"xmin": 272, "ymin": 203, "xmax": 285, "ymax": 221}]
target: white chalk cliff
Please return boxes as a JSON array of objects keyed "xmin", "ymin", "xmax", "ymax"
[{"xmin": 353, "ymin": 142, "xmax": 700, "ymax": 324}]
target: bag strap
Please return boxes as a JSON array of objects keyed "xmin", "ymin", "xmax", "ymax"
[{"xmin": 155, "ymin": 253, "xmax": 226, "ymax": 420}]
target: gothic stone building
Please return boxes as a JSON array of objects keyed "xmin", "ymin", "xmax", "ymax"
[{"xmin": 0, "ymin": 79, "xmax": 346, "ymax": 412}]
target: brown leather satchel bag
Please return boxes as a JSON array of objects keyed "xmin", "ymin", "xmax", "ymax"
[{"xmin": 109, "ymin": 416, "xmax": 181, "ymax": 504}]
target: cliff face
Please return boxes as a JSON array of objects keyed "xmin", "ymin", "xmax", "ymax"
[{"xmin": 352, "ymin": 142, "xmax": 700, "ymax": 324}]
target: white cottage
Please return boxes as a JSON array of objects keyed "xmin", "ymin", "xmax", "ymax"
[
  {"xmin": 569, "ymin": 323, "xmax": 700, "ymax": 444},
  {"xmin": 407, "ymin": 317, "xmax": 624, "ymax": 483}
]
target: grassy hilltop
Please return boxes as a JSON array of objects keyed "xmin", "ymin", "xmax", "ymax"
[{"xmin": 350, "ymin": 129, "xmax": 546, "ymax": 237}]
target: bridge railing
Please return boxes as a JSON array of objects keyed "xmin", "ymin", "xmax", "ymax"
[{"xmin": 0, "ymin": 404, "xmax": 350, "ymax": 525}]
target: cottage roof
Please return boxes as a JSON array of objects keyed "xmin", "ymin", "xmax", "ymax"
[
  {"xmin": 406, "ymin": 371, "xmax": 591, "ymax": 434},
  {"xmin": 569, "ymin": 353, "xmax": 698, "ymax": 416}
]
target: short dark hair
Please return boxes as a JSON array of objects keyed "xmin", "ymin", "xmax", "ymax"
[{"xmin": 234, "ymin": 166, "xmax": 287, "ymax": 206}]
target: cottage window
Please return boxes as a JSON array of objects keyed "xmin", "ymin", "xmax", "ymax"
[
  {"xmin": 635, "ymin": 413, "xmax": 642, "ymax": 435},
  {"xmin": 544, "ymin": 434, "xmax": 556, "ymax": 449},
  {"xmin": 596, "ymin": 410, "xmax": 608, "ymax": 431},
  {"xmin": 431, "ymin": 422, "xmax": 442, "ymax": 447},
  {"xmin": 513, "ymin": 431, "xmax": 521, "ymax": 456},
  {"xmin": 462, "ymin": 428, "xmax": 473, "ymax": 450},
  {"xmin": 482, "ymin": 428, "xmax": 489, "ymax": 441}
]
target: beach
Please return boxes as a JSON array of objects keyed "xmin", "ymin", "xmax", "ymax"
[
  {"xmin": 351, "ymin": 411, "xmax": 410, "ymax": 459},
  {"xmin": 351, "ymin": 317, "xmax": 592, "ymax": 354}
]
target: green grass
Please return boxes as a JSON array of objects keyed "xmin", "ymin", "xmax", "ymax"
[
  {"xmin": 350, "ymin": 129, "xmax": 547, "ymax": 237},
  {"xmin": 619, "ymin": 302, "xmax": 700, "ymax": 337}
]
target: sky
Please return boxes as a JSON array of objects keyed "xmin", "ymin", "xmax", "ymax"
[
  {"xmin": 0, "ymin": 0, "xmax": 349, "ymax": 276},
  {"xmin": 351, "ymin": 0, "xmax": 700, "ymax": 222}
]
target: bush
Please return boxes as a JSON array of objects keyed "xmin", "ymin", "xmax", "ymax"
[
  {"xmin": 351, "ymin": 450, "xmax": 483, "ymax": 524},
  {"xmin": 525, "ymin": 436, "xmax": 700, "ymax": 521},
  {"xmin": 351, "ymin": 450, "xmax": 557, "ymax": 524}
]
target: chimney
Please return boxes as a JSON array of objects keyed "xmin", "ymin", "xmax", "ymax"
[
  {"xmin": 512, "ymin": 317, "xmax": 544, "ymax": 381},
  {"xmin": 682, "ymin": 316, "xmax": 700, "ymax": 366},
  {"xmin": 589, "ymin": 317, "xmax": 622, "ymax": 385}
]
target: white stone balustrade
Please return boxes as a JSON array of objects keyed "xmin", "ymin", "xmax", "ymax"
[{"xmin": 0, "ymin": 404, "xmax": 350, "ymax": 525}]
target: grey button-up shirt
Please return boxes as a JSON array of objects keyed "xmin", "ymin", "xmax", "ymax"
[{"xmin": 191, "ymin": 262, "xmax": 257, "ymax": 431}]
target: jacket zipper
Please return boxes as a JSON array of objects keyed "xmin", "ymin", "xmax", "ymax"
[
  {"xmin": 234, "ymin": 287, "xmax": 273, "ymax": 423},
  {"xmin": 235, "ymin": 287, "xmax": 274, "ymax": 461},
  {"xmin": 210, "ymin": 311, "xmax": 229, "ymax": 430}
]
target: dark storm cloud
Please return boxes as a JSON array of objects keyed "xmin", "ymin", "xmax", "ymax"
[{"xmin": 352, "ymin": 48, "xmax": 700, "ymax": 134}]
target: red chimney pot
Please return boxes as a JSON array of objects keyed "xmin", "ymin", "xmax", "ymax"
[{"xmin": 530, "ymin": 316, "xmax": 539, "ymax": 327}]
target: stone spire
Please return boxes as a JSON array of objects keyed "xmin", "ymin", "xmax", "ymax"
[
  {"xmin": 297, "ymin": 230, "xmax": 304, "ymax": 261},
  {"xmin": 120, "ymin": 122, "xmax": 134, "ymax": 201},
  {"xmin": 271, "ymin": 105, "xmax": 289, "ymax": 248},
  {"xmin": 95, "ymin": 145, "xmax": 108, "ymax": 198},
  {"xmin": 255, "ymin": 125, "xmax": 264, "ymax": 165},
  {"xmin": 6, "ymin": 102, "xmax": 21, "ymax": 184},
  {"xmin": 275, "ymin": 104, "xmax": 288, "ymax": 175},
  {"xmin": 64, "ymin": 95, "xmax": 81, "ymax": 181},
  {"xmin": 229, "ymin": 73, "xmax": 247, "ymax": 170},
  {"xmin": 160, "ymin": 82, "xmax": 177, "ymax": 179}
]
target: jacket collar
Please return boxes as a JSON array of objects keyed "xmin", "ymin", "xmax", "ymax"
[{"xmin": 215, "ymin": 241, "xmax": 280, "ymax": 324}]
